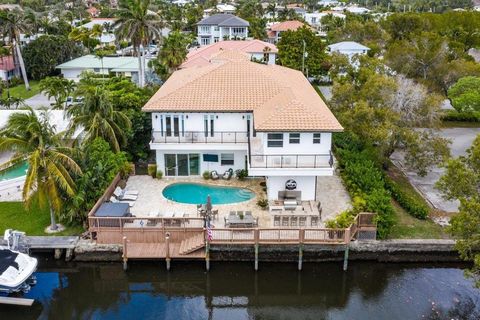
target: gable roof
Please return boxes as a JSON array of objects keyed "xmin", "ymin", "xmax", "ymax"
[
  {"xmin": 328, "ymin": 41, "xmax": 370, "ymax": 51},
  {"xmin": 143, "ymin": 50, "xmax": 342, "ymax": 132},
  {"xmin": 270, "ymin": 20, "xmax": 306, "ymax": 32},
  {"xmin": 181, "ymin": 40, "xmax": 277, "ymax": 68},
  {"xmin": 197, "ymin": 14, "xmax": 249, "ymax": 27},
  {"xmin": 56, "ymin": 55, "xmax": 139, "ymax": 70}
]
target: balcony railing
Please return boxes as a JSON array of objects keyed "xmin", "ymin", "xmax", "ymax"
[
  {"xmin": 151, "ymin": 131, "xmax": 249, "ymax": 144},
  {"xmin": 249, "ymin": 153, "xmax": 333, "ymax": 169}
]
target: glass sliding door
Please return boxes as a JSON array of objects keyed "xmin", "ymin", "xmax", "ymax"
[
  {"xmin": 177, "ymin": 154, "xmax": 189, "ymax": 176},
  {"xmin": 165, "ymin": 116, "xmax": 172, "ymax": 136},
  {"xmin": 173, "ymin": 116, "xmax": 180, "ymax": 137},
  {"xmin": 164, "ymin": 154, "xmax": 176, "ymax": 176},
  {"xmin": 189, "ymin": 154, "xmax": 200, "ymax": 175}
]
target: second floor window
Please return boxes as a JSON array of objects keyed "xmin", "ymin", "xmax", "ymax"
[
  {"xmin": 289, "ymin": 133, "xmax": 300, "ymax": 144},
  {"xmin": 232, "ymin": 27, "xmax": 245, "ymax": 34},
  {"xmin": 199, "ymin": 26, "xmax": 210, "ymax": 34},
  {"xmin": 313, "ymin": 133, "xmax": 321, "ymax": 144},
  {"xmin": 267, "ymin": 133, "xmax": 283, "ymax": 147}
]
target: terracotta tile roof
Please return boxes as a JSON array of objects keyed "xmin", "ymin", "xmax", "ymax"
[
  {"xmin": 143, "ymin": 50, "xmax": 342, "ymax": 132},
  {"xmin": 0, "ymin": 56, "xmax": 15, "ymax": 71},
  {"xmin": 181, "ymin": 40, "xmax": 278, "ymax": 69},
  {"xmin": 270, "ymin": 20, "xmax": 306, "ymax": 32}
]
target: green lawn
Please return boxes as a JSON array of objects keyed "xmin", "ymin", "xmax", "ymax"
[
  {"xmin": 0, "ymin": 202, "xmax": 83, "ymax": 236},
  {"xmin": 2, "ymin": 80, "xmax": 41, "ymax": 100},
  {"xmin": 386, "ymin": 162, "xmax": 431, "ymax": 209}
]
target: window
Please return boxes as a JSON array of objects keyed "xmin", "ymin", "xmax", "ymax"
[
  {"xmin": 199, "ymin": 26, "xmax": 210, "ymax": 34},
  {"xmin": 289, "ymin": 133, "xmax": 300, "ymax": 144},
  {"xmin": 311, "ymin": 17, "xmax": 317, "ymax": 23},
  {"xmin": 201, "ymin": 37, "xmax": 210, "ymax": 46},
  {"xmin": 214, "ymin": 37, "xmax": 219, "ymax": 43},
  {"xmin": 267, "ymin": 133, "xmax": 283, "ymax": 147},
  {"xmin": 313, "ymin": 133, "xmax": 321, "ymax": 144},
  {"xmin": 221, "ymin": 153, "xmax": 234, "ymax": 165},
  {"xmin": 232, "ymin": 27, "xmax": 245, "ymax": 34},
  {"xmin": 214, "ymin": 26, "xmax": 219, "ymax": 31},
  {"xmin": 93, "ymin": 68, "xmax": 100, "ymax": 72}
]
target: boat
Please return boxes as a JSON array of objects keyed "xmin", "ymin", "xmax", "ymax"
[{"xmin": 0, "ymin": 230, "xmax": 37, "ymax": 294}]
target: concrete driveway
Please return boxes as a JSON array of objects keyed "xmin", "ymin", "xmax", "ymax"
[
  {"xmin": 391, "ymin": 127, "xmax": 480, "ymax": 213},
  {"xmin": 24, "ymin": 93, "xmax": 54, "ymax": 109}
]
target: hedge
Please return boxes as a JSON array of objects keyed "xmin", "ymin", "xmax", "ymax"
[
  {"xmin": 384, "ymin": 178, "xmax": 429, "ymax": 219},
  {"xmin": 441, "ymin": 110, "xmax": 480, "ymax": 122}
]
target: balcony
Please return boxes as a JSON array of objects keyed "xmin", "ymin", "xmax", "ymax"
[
  {"xmin": 249, "ymin": 153, "xmax": 333, "ymax": 169},
  {"xmin": 151, "ymin": 131, "xmax": 249, "ymax": 144}
]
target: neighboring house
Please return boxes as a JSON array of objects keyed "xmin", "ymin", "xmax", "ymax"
[
  {"xmin": 142, "ymin": 50, "xmax": 342, "ymax": 201},
  {"xmin": 0, "ymin": 56, "xmax": 18, "ymax": 81},
  {"xmin": 81, "ymin": 18, "xmax": 116, "ymax": 46},
  {"xmin": 305, "ymin": 11, "xmax": 345, "ymax": 32},
  {"xmin": 197, "ymin": 14, "xmax": 249, "ymax": 46},
  {"xmin": 267, "ymin": 20, "xmax": 306, "ymax": 43},
  {"xmin": 181, "ymin": 40, "xmax": 278, "ymax": 68},
  {"xmin": 203, "ymin": 4, "xmax": 237, "ymax": 16},
  {"xmin": 327, "ymin": 41, "xmax": 370, "ymax": 62},
  {"xmin": 56, "ymin": 55, "xmax": 147, "ymax": 83},
  {"xmin": 318, "ymin": 0, "xmax": 340, "ymax": 6}
]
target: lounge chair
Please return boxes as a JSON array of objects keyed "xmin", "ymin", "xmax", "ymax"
[
  {"xmin": 222, "ymin": 168, "xmax": 233, "ymax": 180},
  {"xmin": 115, "ymin": 186, "xmax": 139, "ymax": 196},
  {"xmin": 113, "ymin": 188, "xmax": 137, "ymax": 201},
  {"xmin": 210, "ymin": 170, "xmax": 219, "ymax": 180},
  {"xmin": 110, "ymin": 196, "xmax": 135, "ymax": 208},
  {"xmin": 274, "ymin": 216, "xmax": 280, "ymax": 226}
]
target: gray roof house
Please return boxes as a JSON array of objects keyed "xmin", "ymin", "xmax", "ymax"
[{"xmin": 197, "ymin": 14, "xmax": 250, "ymax": 46}]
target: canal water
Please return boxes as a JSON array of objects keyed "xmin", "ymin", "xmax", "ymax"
[{"xmin": 1, "ymin": 256, "xmax": 479, "ymax": 320}]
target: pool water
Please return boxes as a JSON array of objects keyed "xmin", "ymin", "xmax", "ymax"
[
  {"xmin": 162, "ymin": 183, "xmax": 255, "ymax": 204},
  {"xmin": 0, "ymin": 161, "xmax": 28, "ymax": 181}
]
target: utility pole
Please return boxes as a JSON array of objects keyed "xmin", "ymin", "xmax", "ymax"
[{"xmin": 302, "ymin": 39, "xmax": 306, "ymax": 75}]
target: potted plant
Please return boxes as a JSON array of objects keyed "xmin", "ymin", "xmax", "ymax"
[
  {"xmin": 238, "ymin": 212, "xmax": 244, "ymax": 220},
  {"xmin": 257, "ymin": 198, "xmax": 268, "ymax": 210}
]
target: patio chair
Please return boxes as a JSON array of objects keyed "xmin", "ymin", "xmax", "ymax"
[
  {"xmin": 115, "ymin": 186, "xmax": 139, "ymax": 197},
  {"xmin": 274, "ymin": 216, "xmax": 280, "ymax": 226},
  {"xmin": 211, "ymin": 170, "xmax": 220, "ymax": 180},
  {"xmin": 317, "ymin": 202, "xmax": 323, "ymax": 217},
  {"xmin": 110, "ymin": 196, "xmax": 135, "ymax": 208},
  {"xmin": 211, "ymin": 209, "xmax": 219, "ymax": 220},
  {"xmin": 290, "ymin": 216, "xmax": 298, "ymax": 227},
  {"xmin": 222, "ymin": 168, "xmax": 233, "ymax": 180},
  {"xmin": 299, "ymin": 217, "xmax": 307, "ymax": 227},
  {"xmin": 113, "ymin": 188, "xmax": 137, "ymax": 201},
  {"xmin": 310, "ymin": 216, "xmax": 318, "ymax": 227},
  {"xmin": 229, "ymin": 211, "xmax": 236, "ymax": 218},
  {"xmin": 224, "ymin": 217, "xmax": 229, "ymax": 227},
  {"xmin": 245, "ymin": 211, "xmax": 252, "ymax": 217},
  {"xmin": 281, "ymin": 216, "xmax": 289, "ymax": 227}
]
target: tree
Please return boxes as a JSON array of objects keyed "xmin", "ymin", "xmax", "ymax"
[
  {"xmin": 152, "ymin": 31, "xmax": 192, "ymax": 79},
  {"xmin": 39, "ymin": 77, "xmax": 76, "ymax": 109},
  {"xmin": 0, "ymin": 108, "xmax": 81, "ymax": 231},
  {"xmin": 447, "ymin": 76, "xmax": 480, "ymax": 113},
  {"xmin": 277, "ymin": 26, "xmax": 327, "ymax": 76},
  {"xmin": 68, "ymin": 26, "xmax": 101, "ymax": 53},
  {"xmin": 67, "ymin": 86, "xmax": 131, "ymax": 152},
  {"xmin": 23, "ymin": 35, "xmax": 82, "ymax": 80},
  {"xmin": 436, "ymin": 135, "xmax": 480, "ymax": 286},
  {"xmin": 0, "ymin": 8, "xmax": 31, "ymax": 90},
  {"xmin": 236, "ymin": 0, "xmax": 266, "ymax": 39},
  {"xmin": 114, "ymin": 0, "xmax": 164, "ymax": 87}
]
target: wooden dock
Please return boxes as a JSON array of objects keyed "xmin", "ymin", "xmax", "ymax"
[
  {"xmin": 126, "ymin": 243, "xmax": 205, "ymax": 259},
  {"xmin": 0, "ymin": 236, "xmax": 79, "ymax": 261}
]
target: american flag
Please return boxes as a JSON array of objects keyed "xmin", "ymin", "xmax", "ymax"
[{"xmin": 206, "ymin": 220, "xmax": 213, "ymax": 241}]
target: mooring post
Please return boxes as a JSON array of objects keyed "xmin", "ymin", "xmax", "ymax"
[
  {"xmin": 204, "ymin": 228, "xmax": 210, "ymax": 271},
  {"xmin": 298, "ymin": 229, "xmax": 305, "ymax": 271},
  {"xmin": 165, "ymin": 233, "xmax": 171, "ymax": 271},
  {"xmin": 65, "ymin": 248, "xmax": 73, "ymax": 262},
  {"xmin": 254, "ymin": 228, "xmax": 259, "ymax": 271},
  {"xmin": 343, "ymin": 228, "xmax": 351, "ymax": 271},
  {"xmin": 54, "ymin": 248, "xmax": 63, "ymax": 260},
  {"xmin": 122, "ymin": 236, "xmax": 128, "ymax": 271}
]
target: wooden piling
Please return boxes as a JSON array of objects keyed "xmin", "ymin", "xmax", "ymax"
[
  {"xmin": 254, "ymin": 228, "xmax": 259, "ymax": 271},
  {"xmin": 65, "ymin": 248, "xmax": 73, "ymax": 262},
  {"xmin": 298, "ymin": 229, "xmax": 305, "ymax": 271},
  {"xmin": 122, "ymin": 236, "xmax": 128, "ymax": 271},
  {"xmin": 165, "ymin": 233, "xmax": 171, "ymax": 271},
  {"xmin": 205, "ymin": 228, "xmax": 210, "ymax": 271},
  {"xmin": 343, "ymin": 246, "xmax": 349, "ymax": 271},
  {"xmin": 54, "ymin": 248, "xmax": 63, "ymax": 260}
]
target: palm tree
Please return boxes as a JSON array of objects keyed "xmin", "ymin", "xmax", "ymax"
[
  {"xmin": 157, "ymin": 31, "xmax": 192, "ymax": 76},
  {"xmin": 39, "ymin": 76, "xmax": 76, "ymax": 110},
  {"xmin": 114, "ymin": 0, "xmax": 164, "ymax": 87},
  {"xmin": 67, "ymin": 86, "xmax": 131, "ymax": 152},
  {"xmin": 0, "ymin": 9, "xmax": 31, "ymax": 90},
  {"xmin": 0, "ymin": 108, "xmax": 81, "ymax": 231}
]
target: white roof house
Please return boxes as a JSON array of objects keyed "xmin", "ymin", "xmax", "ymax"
[
  {"xmin": 56, "ymin": 55, "xmax": 148, "ymax": 83},
  {"xmin": 328, "ymin": 41, "xmax": 370, "ymax": 57},
  {"xmin": 204, "ymin": 4, "xmax": 237, "ymax": 16}
]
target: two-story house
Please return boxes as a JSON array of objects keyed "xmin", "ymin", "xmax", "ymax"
[
  {"xmin": 142, "ymin": 50, "xmax": 342, "ymax": 201},
  {"xmin": 266, "ymin": 20, "xmax": 307, "ymax": 44},
  {"xmin": 197, "ymin": 14, "xmax": 249, "ymax": 46}
]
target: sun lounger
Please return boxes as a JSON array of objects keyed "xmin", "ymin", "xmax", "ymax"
[
  {"xmin": 113, "ymin": 187, "xmax": 137, "ymax": 201},
  {"xmin": 110, "ymin": 196, "xmax": 135, "ymax": 208},
  {"xmin": 211, "ymin": 170, "xmax": 219, "ymax": 180},
  {"xmin": 222, "ymin": 168, "xmax": 233, "ymax": 180}
]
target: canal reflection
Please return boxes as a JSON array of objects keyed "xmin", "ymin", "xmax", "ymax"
[{"xmin": 0, "ymin": 257, "xmax": 479, "ymax": 320}]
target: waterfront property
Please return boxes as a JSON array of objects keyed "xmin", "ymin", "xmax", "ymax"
[{"xmin": 197, "ymin": 14, "xmax": 249, "ymax": 46}]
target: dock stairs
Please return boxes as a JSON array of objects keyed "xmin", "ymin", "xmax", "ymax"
[{"xmin": 179, "ymin": 233, "xmax": 205, "ymax": 255}]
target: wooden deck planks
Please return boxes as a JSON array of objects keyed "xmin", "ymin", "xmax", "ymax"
[{"xmin": 126, "ymin": 242, "xmax": 205, "ymax": 259}]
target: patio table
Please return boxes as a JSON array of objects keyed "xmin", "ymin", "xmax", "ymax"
[{"xmin": 228, "ymin": 214, "xmax": 255, "ymax": 228}]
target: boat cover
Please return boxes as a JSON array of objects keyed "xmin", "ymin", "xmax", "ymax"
[{"xmin": 0, "ymin": 249, "xmax": 19, "ymax": 274}]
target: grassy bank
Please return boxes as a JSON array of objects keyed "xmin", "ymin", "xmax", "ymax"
[
  {"xmin": 2, "ymin": 80, "xmax": 41, "ymax": 100},
  {"xmin": 0, "ymin": 202, "xmax": 83, "ymax": 236}
]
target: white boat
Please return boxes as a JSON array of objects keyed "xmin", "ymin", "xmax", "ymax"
[{"xmin": 0, "ymin": 230, "xmax": 37, "ymax": 294}]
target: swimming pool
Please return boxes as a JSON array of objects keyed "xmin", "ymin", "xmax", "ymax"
[
  {"xmin": 162, "ymin": 183, "xmax": 255, "ymax": 204},
  {"xmin": 0, "ymin": 161, "xmax": 28, "ymax": 182}
]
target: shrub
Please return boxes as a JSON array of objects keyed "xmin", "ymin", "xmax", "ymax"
[
  {"xmin": 257, "ymin": 198, "xmax": 268, "ymax": 210},
  {"xmin": 385, "ymin": 178, "xmax": 429, "ymax": 219},
  {"xmin": 363, "ymin": 189, "xmax": 396, "ymax": 239},
  {"xmin": 156, "ymin": 170, "xmax": 163, "ymax": 179},
  {"xmin": 202, "ymin": 171, "xmax": 210, "ymax": 180},
  {"xmin": 441, "ymin": 110, "xmax": 480, "ymax": 122},
  {"xmin": 259, "ymin": 181, "xmax": 266, "ymax": 187},
  {"xmin": 235, "ymin": 169, "xmax": 248, "ymax": 180},
  {"xmin": 325, "ymin": 210, "xmax": 356, "ymax": 228},
  {"xmin": 147, "ymin": 164, "xmax": 157, "ymax": 178}
]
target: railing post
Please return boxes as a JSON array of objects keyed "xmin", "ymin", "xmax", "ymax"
[
  {"xmin": 298, "ymin": 229, "xmax": 304, "ymax": 271},
  {"xmin": 165, "ymin": 232, "xmax": 171, "ymax": 271},
  {"xmin": 254, "ymin": 228, "xmax": 259, "ymax": 271},
  {"xmin": 205, "ymin": 228, "xmax": 210, "ymax": 271},
  {"xmin": 122, "ymin": 236, "xmax": 128, "ymax": 271}
]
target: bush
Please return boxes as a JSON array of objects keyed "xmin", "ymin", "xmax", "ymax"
[
  {"xmin": 259, "ymin": 181, "xmax": 266, "ymax": 187},
  {"xmin": 385, "ymin": 178, "xmax": 429, "ymax": 219},
  {"xmin": 156, "ymin": 170, "xmax": 163, "ymax": 179},
  {"xmin": 441, "ymin": 110, "xmax": 480, "ymax": 122},
  {"xmin": 257, "ymin": 198, "xmax": 268, "ymax": 210},
  {"xmin": 147, "ymin": 164, "xmax": 157, "ymax": 178},
  {"xmin": 202, "ymin": 171, "xmax": 210, "ymax": 180},
  {"xmin": 235, "ymin": 169, "xmax": 248, "ymax": 180},
  {"xmin": 325, "ymin": 210, "xmax": 357, "ymax": 228}
]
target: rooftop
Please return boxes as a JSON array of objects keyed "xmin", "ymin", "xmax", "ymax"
[
  {"xmin": 0, "ymin": 56, "xmax": 15, "ymax": 71},
  {"xmin": 181, "ymin": 40, "xmax": 277, "ymax": 68},
  {"xmin": 328, "ymin": 41, "xmax": 370, "ymax": 51},
  {"xmin": 197, "ymin": 14, "xmax": 249, "ymax": 27},
  {"xmin": 143, "ymin": 50, "xmax": 342, "ymax": 132},
  {"xmin": 270, "ymin": 20, "xmax": 306, "ymax": 32},
  {"xmin": 56, "ymin": 55, "xmax": 139, "ymax": 70}
]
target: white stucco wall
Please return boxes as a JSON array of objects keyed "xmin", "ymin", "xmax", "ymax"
[
  {"xmin": 266, "ymin": 175, "xmax": 316, "ymax": 200},
  {"xmin": 151, "ymin": 112, "xmax": 252, "ymax": 133},
  {"xmin": 260, "ymin": 132, "xmax": 332, "ymax": 155}
]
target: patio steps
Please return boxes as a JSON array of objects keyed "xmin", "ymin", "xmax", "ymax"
[{"xmin": 179, "ymin": 233, "xmax": 205, "ymax": 255}]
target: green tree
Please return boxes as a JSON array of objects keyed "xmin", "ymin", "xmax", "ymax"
[
  {"xmin": 0, "ymin": 108, "xmax": 81, "ymax": 231},
  {"xmin": 39, "ymin": 76, "xmax": 76, "ymax": 109},
  {"xmin": 23, "ymin": 35, "xmax": 82, "ymax": 80},
  {"xmin": 448, "ymin": 76, "xmax": 480, "ymax": 112},
  {"xmin": 68, "ymin": 26, "xmax": 101, "ymax": 53},
  {"xmin": 67, "ymin": 86, "xmax": 131, "ymax": 152},
  {"xmin": 114, "ymin": 0, "xmax": 164, "ymax": 87},
  {"xmin": 277, "ymin": 26, "xmax": 327, "ymax": 76},
  {"xmin": 436, "ymin": 135, "xmax": 480, "ymax": 286},
  {"xmin": 0, "ymin": 8, "xmax": 31, "ymax": 90},
  {"xmin": 152, "ymin": 31, "xmax": 192, "ymax": 79}
]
